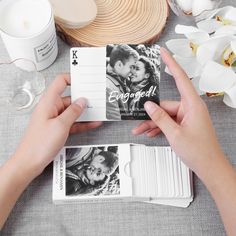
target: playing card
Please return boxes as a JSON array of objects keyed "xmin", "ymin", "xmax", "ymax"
[
  {"xmin": 70, "ymin": 47, "xmax": 107, "ymax": 121},
  {"xmin": 70, "ymin": 44, "xmax": 161, "ymax": 122}
]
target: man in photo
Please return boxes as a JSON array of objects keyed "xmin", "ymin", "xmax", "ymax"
[
  {"xmin": 106, "ymin": 44, "xmax": 139, "ymax": 120},
  {"xmin": 66, "ymin": 148, "xmax": 119, "ymax": 196}
]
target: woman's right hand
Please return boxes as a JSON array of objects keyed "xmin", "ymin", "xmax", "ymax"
[{"xmin": 132, "ymin": 48, "xmax": 225, "ymax": 177}]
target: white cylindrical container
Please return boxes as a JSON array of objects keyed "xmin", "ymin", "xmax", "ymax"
[{"xmin": 0, "ymin": 0, "xmax": 58, "ymax": 71}]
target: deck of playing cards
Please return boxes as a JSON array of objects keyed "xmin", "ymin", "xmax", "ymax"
[
  {"xmin": 70, "ymin": 44, "xmax": 161, "ymax": 121},
  {"xmin": 53, "ymin": 144, "xmax": 193, "ymax": 208}
]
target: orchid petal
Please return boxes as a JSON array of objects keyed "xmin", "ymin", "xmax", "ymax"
[
  {"xmin": 197, "ymin": 19, "xmax": 222, "ymax": 34},
  {"xmin": 175, "ymin": 25, "xmax": 202, "ymax": 35},
  {"xmin": 185, "ymin": 31, "xmax": 210, "ymax": 44},
  {"xmin": 164, "ymin": 56, "xmax": 201, "ymax": 79},
  {"xmin": 174, "ymin": 55, "xmax": 202, "ymax": 78},
  {"xmin": 199, "ymin": 6, "xmax": 234, "ymax": 21},
  {"xmin": 224, "ymin": 8, "xmax": 236, "ymax": 22},
  {"xmin": 199, "ymin": 61, "xmax": 236, "ymax": 93},
  {"xmin": 191, "ymin": 76, "xmax": 205, "ymax": 95},
  {"xmin": 214, "ymin": 25, "xmax": 236, "ymax": 36},
  {"xmin": 231, "ymin": 39, "xmax": 236, "ymax": 54},
  {"xmin": 223, "ymin": 84, "xmax": 236, "ymax": 108},
  {"xmin": 166, "ymin": 39, "xmax": 194, "ymax": 58},
  {"xmin": 212, "ymin": 6, "xmax": 235, "ymax": 19},
  {"xmin": 196, "ymin": 6, "xmax": 236, "ymax": 33},
  {"xmin": 192, "ymin": 0, "xmax": 215, "ymax": 17},
  {"xmin": 196, "ymin": 36, "xmax": 232, "ymax": 66},
  {"xmin": 200, "ymin": 7, "xmax": 225, "ymax": 20}
]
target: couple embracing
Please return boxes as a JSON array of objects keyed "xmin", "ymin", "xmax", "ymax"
[{"xmin": 106, "ymin": 44, "xmax": 160, "ymax": 120}]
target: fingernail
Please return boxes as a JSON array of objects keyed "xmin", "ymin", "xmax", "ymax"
[
  {"xmin": 144, "ymin": 101, "xmax": 158, "ymax": 115},
  {"xmin": 75, "ymin": 98, "xmax": 87, "ymax": 109}
]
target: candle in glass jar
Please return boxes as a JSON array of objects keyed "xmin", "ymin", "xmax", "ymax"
[
  {"xmin": 0, "ymin": 0, "xmax": 58, "ymax": 71},
  {"xmin": 0, "ymin": 0, "xmax": 51, "ymax": 37}
]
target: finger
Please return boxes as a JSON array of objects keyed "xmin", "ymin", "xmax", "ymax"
[
  {"xmin": 45, "ymin": 74, "xmax": 70, "ymax": 102},
  {"xmin": 145, "ymin": 101, "xmax": 180, "ymax": 141},
  {"xmin": 160, "ymin": 100, "xmax": 180, "ymax": 116},
  {"xmin": 70, "ymin": 121, "xmax": 103, "ymax": 134},
  {"xmin": 56, "ymin": 96, "xmax": 71, "ymax": 115},
  {"xmin": 34, "ymin": 75, "xmax": 71, "ymax": 119},
  {"xmin": 62, "ymin": 96, "xmax": 71, "ymax": 109},
  {"xmin": 58, "ymin": 98, "xmax": 87, "ymax": 128},
  {"xmin": 132, "ymin": 101, "xmax": 179, "ymax": 135},
  {"xmin": 161, "ymin": 47, "xmax": 198, "ymax": 102},
  {"xmin": 146, "ymin": 128, "xmax": 161, "ymax": 138},
  {"xmin": 132, "ymin": 120, "xmax": 157, "ymax": 135}
]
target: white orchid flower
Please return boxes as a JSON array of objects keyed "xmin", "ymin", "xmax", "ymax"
[
  {"xmin": 198, "ymin": 39, "xmax": 236, "ymax": 108},
  {"xmin": 166, "ymin": 25, "xmax": 209, "ymax": 75},
  {"xmin": 166, "ymin": 33, "xmax": 209, "ymax": 58},
  {"xmin": 199, "ymin": 60, "xmax": 236, "ymax": 108},
  {"xmin": 200, "ymin": 61, "xmax": 236, "ymax": 93},
  {"xmin": 197, "ymin": 6, "xmax": 236, "ymax": 34},
  {"xmin": 166, "ymin": 25, "xmax": 209, "ymax": 93},
  {"xmin": 196, "ymin": 35, "xmax": 232, "ymax": 66},
  {"xmin": 166, "ymin": 24, "xmax": 236, "ymax": 108}
]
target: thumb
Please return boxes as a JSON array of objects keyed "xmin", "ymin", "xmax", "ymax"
[
  {"xmin": 144, "ymin": 101, "xmax": 180, "ymax": 140},
  {"xmin": 58, "ymin": 98, "xmax": 87, "ymax": 127}
]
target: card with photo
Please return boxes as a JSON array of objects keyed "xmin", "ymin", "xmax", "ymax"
[
  {"xmin": 106, "ymin": 44, "xmax": 160, "ymax": 120},
  {"xmin": 70, "ymin": 44, "xmax": 160, "ymax": 121},
  {"xmin": 65, "ymin": 145, "xmax": 120, "ymax": 197},
  {"xmin": 53, "ymin": 144, "xmax": 133, "ymax": 203}
]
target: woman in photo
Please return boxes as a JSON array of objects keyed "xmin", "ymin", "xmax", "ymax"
[{"xmin": 128, "ymin": 56, "xmax": 160, "ymax": 119}]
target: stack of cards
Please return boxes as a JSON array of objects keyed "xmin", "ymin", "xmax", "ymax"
[
  {"xmin": 53, "ymin": 144, "xmax": 193, "ymax": 208},
  {"xmin": 130, "ymin": 145, "xmax": 193, "ymax": 208}
]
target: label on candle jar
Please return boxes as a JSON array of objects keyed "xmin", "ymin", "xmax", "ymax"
[{"xmin": 34, "ymin": 33, "xmax": 57, "ymax": 63}]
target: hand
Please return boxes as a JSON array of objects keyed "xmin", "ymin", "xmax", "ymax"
[
  {"xmin": 14, "ymin": 74, "xmax": 102, "ymax": 178},
  {"xmin": 132, "ymin": 48, "xmax": 224, "ymax": 176}
]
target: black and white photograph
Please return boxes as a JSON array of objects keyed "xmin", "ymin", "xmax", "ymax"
[
  {"xmin": 106, "ymin": 44, "xmax": 160, "ymax": 120},
  {"xmin": 65, "ymin": 145, "xmax": 120, "ymax": 196}
]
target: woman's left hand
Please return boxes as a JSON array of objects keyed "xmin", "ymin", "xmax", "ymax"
[{"xmin": 14, "ymin": 74, "xmax": 102, "ymax": 178}]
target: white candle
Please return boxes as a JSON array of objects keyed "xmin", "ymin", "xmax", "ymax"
[
  {"xmin": 192, "ymin": 0, "xmax": 214, "ymax": 16},
  {"xmin": 0, "ymin": 0, "xmax": 58, "ymax": 71},
  {"xmin": 0, "ymin": 0, "xmax": 51, "ymax": 37},
  {"xmin": 176, "ymin": 0, "xmax": 193, "ymax": 13}
]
